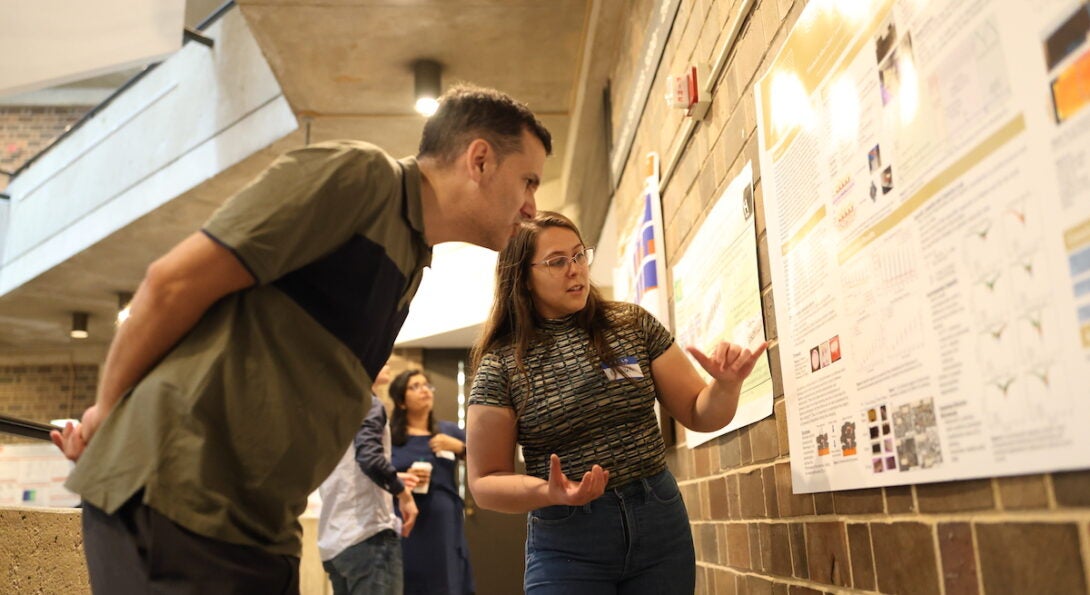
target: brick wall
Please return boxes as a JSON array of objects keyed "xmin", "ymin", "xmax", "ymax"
[
  {"xmin": 607, "ymin": 1, "xmax": 1090, "ymax": 593},
  {"xmin": 0, "ymin": 349, "xmax": 418, "ymax": 444},
  {"xmin": 0, "ymin": 106, "xmax": 90, "ymax": 192},
  {"xmin": 0, "ymin": 364, "xmax": 98, "ymax": 445}
]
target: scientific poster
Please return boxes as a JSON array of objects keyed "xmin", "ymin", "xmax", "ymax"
[
  {"xmin": 0, "ymin": 443, "xmax": 78, "ymax": 507},
  {"xmin": 671, "ymin": 163, "xmax": 772, "ymax": 447},
  {"xmin": 614, "ymin": 154, "xmax": 671, "ymax": 328},
  {"xmin": 756, "ymin": 0, "xmax": 1090, "ymax": 492}
]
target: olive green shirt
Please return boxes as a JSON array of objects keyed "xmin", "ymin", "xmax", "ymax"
[{"xmin": 66, "ymin": 141, "xmax": 432, "ymax": 556}]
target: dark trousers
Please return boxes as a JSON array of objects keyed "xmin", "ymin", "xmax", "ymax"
[{"xmin": 81, "ymin": 492, "xmax": 300, "ymax": 594}]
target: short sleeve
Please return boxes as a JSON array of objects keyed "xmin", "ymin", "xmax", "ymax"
[
  {"xmin": 201, "ymin": 142, "xmax": 397, "ymax": 284},
  {"xmin": 638, "ymin": 306, "xmax": 675, "ymax": 360},
  {"xmin": 468, "ymin": 351, "xmax": 513, "ymax": 409}
]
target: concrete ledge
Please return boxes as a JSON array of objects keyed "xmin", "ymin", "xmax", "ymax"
[
  {"xmin": 0, "ymin": 506, "xmax": 327, "ymax": 594},
  {"xmin": 0, "ymin": 506, "xmax": 88, "ymax": 594}
]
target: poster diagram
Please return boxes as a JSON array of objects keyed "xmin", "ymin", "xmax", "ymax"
[
  {"xmin": 671, "ymin": 163, "xmax": 772, "ymax": 447},
  {"xmin": 757, "ymin": 0, "xmax": 1090, "ymax": 492}
]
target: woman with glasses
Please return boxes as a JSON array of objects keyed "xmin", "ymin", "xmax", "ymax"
[
  {"xmin": 389, "ymin": 369, "xmax": 475, "ymax": 595},
  {"xmin": 467, "ymin": 211, "xmax": 766, "ymax": 594}
]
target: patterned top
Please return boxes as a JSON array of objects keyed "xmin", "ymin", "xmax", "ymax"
[{"xmin": 469, "ymin": 303, "xmax": 674, "ymax": 488}]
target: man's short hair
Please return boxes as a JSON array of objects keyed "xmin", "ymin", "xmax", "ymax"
[{"xmin": 418, "ymin": 84, "xmax": 552, "ymax": 165}]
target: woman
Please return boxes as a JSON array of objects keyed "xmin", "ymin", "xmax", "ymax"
[
  {"xmin": 389, "ymin": 369, "xmax": 475, "ymax": 595},
  {"xmin": 467, "ymin": 211, "xmax": 766, "ymax": 593}
]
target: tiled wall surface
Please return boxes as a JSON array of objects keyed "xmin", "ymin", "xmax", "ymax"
[{"xmin": 607, "ymin": 0, "xmax": 1090, "ymax": 593}]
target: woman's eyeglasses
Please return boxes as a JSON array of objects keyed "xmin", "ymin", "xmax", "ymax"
[
  {"xmin": 531, "ymin": 247, "xmax": 595, "ymax": 277},
  {"xmin": 407, "ymin": 383, "xmax": 435, "ymax": 392}
]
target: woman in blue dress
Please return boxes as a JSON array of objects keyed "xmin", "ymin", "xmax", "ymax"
[{"xmin": 390, "ymin": 369, "xmax": 475, "ymax": 595}]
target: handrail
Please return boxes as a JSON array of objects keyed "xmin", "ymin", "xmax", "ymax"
[
  {"xmin": 0, "ymin": 414, "xmax": 55, "ymax": 442},
  {"xmin": 8, "ymin": 0, "xmax": 238, "ymax": 180}
]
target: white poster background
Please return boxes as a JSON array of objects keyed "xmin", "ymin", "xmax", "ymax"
[
  {"xmin": 0, "ymin": 443, "xmax": 78, "ymax": 508},
  {"xmin": 756, "ymin": 0, "xmax": 1090, "ymax": 493},
  {"xmin": 671, "ymin": 163, "xmax": 773, "ymax": 447}
]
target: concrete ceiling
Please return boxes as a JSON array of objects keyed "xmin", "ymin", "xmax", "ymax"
[
  {"xmin": 0, "ymin": 0, "xmax": 605, "ymax": 356},
  {"xmin": 237, "ymin": 0, "xmax": 588, "ymax": 207}
]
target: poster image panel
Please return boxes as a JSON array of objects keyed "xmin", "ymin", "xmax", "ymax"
[{"xmin": 756, "ymin": 0, "xmax": 1090, "ymax": 493}]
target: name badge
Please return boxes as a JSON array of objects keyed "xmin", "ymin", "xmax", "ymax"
[{"xmin": 603, "ymin": 355, "xmax": 643, "ymax": 381}]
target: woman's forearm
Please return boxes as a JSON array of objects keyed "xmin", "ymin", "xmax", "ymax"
[
  {"xmin": 688, "ymin": 379, "xmax": 742, "ymax": 432},
  {"xmin": 470, "ymin": 472, "xmax": 555, "ymax": 514}
]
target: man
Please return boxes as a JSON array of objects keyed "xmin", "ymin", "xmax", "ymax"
[
  {"xmin": 50, "ymin": 85, "xmax": 551, "ymax": 592},
  {"xmin": 319, "ymin": 364, "xmax": 418, "ymax": 595}
]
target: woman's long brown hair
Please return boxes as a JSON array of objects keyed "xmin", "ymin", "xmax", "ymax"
[{"xmin": 471, "ymin": 211, "xmax": 632, "ymax": 378}]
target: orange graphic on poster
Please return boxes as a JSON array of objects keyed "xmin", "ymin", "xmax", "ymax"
[{"xmin": 1052, "ymin": 50, "xmax": 1090, "ymax": 122}]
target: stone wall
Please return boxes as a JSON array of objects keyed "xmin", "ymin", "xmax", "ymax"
[{"xmin": 0, "ymin": 507, "xmax": 88, "ymax": 594}]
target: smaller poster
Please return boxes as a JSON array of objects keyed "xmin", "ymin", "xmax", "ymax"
[
  {"xmin": 671, "ymin": 163, "xmax": 773, "ymax": 447},
  {"xmin": 614, "ymin": 154, "xmax": 671, "ymax": 328},
  {"xmin": 0, "ymin": 443, "xmax": 78, "ymax": 508}
]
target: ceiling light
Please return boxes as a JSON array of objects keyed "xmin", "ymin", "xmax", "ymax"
[
  {"xmin": 413, "ymin": 59, "xmax": 442, "ymax": 116},
  {"xmin": 70, "ymin": 312, "xmax": 89, "ymax": 339},
  {"xmin": 116, "ymin": 291, "xmax": 134, "ymax": 326}
]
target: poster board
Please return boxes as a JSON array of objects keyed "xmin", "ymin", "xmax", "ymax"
[
  {"xmin": 613, "ymin": 154, "xmax": 674, "ymax": 442},
  {"xmin": 756, "ymin": 0, "xmax": 1090, "ymax": 492},
  {"xmin": 671, "ymin": 163, "xmax": 773, "ymax": 447},
  {"xmin": 0, "ymin": 443, "xmax": 78, "ymax": 508},
  {"xmin": 614, "ymin": 154, "xmax": 671, "ymax": 327}
]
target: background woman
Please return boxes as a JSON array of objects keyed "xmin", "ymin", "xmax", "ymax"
[
  {"xmin": 467, "ymin": 211, "xmax": 766, "ymax": 594},
  {"xmin": 389, "ymin": 369, "xmax": 475, "ymax": 595}
]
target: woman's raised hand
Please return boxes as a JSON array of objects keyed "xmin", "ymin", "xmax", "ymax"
[{"xmin": 686, "ymin": 340, "xmax": 768, "ymax": 387}]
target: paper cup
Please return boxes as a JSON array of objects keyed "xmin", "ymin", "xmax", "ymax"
[{"xmin": 410, "ymin": 461, "xmax": 432, "ymax": 494}]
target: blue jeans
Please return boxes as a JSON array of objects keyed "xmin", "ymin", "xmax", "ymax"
[
  {"xmin": 524, "ymin": 469, "xmax": 695, "ymax": 594},
  {"xmin": 323, "ymin": 529, "xmax": 404, "ymax": 595}
]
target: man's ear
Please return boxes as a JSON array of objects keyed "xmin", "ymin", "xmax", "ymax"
[{"xmin": 464, "ymin": 139, "xmax": 491, "ymax": 182}]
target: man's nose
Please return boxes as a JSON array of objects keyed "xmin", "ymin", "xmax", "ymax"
[{"xmin": 521, "ymin": 192, "xmax": 537, "ymax": 219}]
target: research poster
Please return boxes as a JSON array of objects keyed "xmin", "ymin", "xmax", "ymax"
[
  {"xmin": 671, "ymin": 163, "xmax": 772, "ymax": 447},
  {"xmin": 614, "ymin": 154, "xmax": 671, "ymax": 328},
  {"xmin": 756, "ymin": 0, "xmax": 1090, "ymax": 492},
  {"xmin": 0, "ymin": 443, "xmax": 78, "ymax": 507}
]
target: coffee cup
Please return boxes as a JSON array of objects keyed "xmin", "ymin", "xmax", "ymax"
[{"xmin": 410, "ymin": 461, "xmax": 432, "ymax": 494}]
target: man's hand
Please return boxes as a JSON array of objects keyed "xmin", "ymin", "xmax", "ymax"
[
  {"xmin": 546, "ymin": 454, "xmax": 609, "ymax": 507},
  {"xmin": 396, "ymin": 490, "xmax": 419, "ymax": 537},
  {"xmin": 49, "ymin": 404, "xmax": 103, "ymax": 462},
  {"xmin": 408, "ymin": 465, "xmax": 432, "ymax": 488},
  {"xmin": 397, "ymin": 472, "xmax": 420, "ymax": 491}
]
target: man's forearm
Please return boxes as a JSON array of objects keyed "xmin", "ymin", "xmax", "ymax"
[
  {"xmin": 97, "ymin": 294, "xmax": 172, "ymax": 410},
  {"xmin": 95, "ymin": 270, "xmax": 228, "ymax": 420}
]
